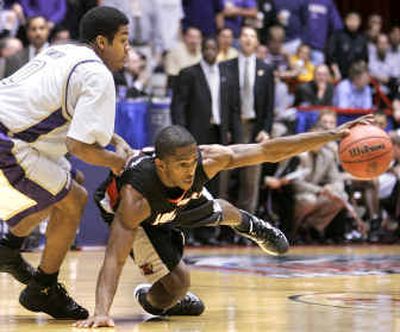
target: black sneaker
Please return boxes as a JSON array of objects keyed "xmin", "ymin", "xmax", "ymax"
[
  {"xmin": 134, "ymin": 283, "xmax": 205, "ymax": 316},
  {"xmin": 0, "ymin": 244, "xmax": 35, "ymax": 284},
  {"xmin": 19, "ymin": 279, "xmax": 89, "ymax": 319},
  {"xmin": 235, "ymin": 211, "xmax": 289, "ymax": 255}
]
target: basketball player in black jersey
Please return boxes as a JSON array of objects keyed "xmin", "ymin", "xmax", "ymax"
[{"xmin": 76, "ymin": 115, "xmax": 374, "ymax": 328}]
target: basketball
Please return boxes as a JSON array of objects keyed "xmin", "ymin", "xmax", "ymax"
[{"xmin": 339, "ymin": 124, "xmax": 393, "ymax": 179}]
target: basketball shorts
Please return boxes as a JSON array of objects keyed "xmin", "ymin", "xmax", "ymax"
[
  {"xmin": 132, "ymin": 192, "xmax": 223, "ymax": 283},
  {"xmin": 0, "ymin": 132, "xmax": 72, "ymax": 226}
]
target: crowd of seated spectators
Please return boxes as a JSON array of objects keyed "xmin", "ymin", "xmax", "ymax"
[{"xmin": 0, "ymin": 0, "xmax": 399, "ymax": 248}]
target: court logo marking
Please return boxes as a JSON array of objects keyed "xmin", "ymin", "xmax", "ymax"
[
  {"xmin": 289, "ymin": 292, "xmax": 400, "ymax": 312},
  {"xmin": 186, "ymin": 254, "xmax": 400, "ymax": 278}
]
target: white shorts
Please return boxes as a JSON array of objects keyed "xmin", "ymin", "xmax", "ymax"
[{"xmin": 0, "ymin": 133, "xmax": 72, "ymax": 226}]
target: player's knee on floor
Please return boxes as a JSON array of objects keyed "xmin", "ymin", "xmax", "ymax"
[{"xmin": 161, "ymin": 262, "xmax": 190, "ymax": 299}]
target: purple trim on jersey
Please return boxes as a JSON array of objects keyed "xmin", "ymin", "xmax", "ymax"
[
  {"xmin": 0, "ymin": 132, "xmax": 70, "ymax": 226},
  {"xmin": 64, "ymin": 59, "xmax": 102, "ymax": 118},
  {"xmin": 12, "ymin": 108, "xmax": 67, "ymax": 143}
]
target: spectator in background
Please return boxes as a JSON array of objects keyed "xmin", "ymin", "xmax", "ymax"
[
  {"xmin": 292, "ymin": 130, "xmax": 348, "ymax": 242},
  {"xmin": 182, "ymin": 0, "xmax": 225, "ymax": 37},
  {"xmin": 171, "ymin": 37, "xmax": 240, "ymax": 245},
  {"xmin": 50, "ymin": 25, "xmax": 70, "ymax": 44},
  {"xmin": 61, "ymin": 0, "xmax": 97, "ymax": 40},
  {"xmin": 165, "ymin": 27, "xmax": 202, "ymax": 90},
  {"xmin": 172, "ymin": 37, "xmax": 240, "ymax": 147},
  {"xmin": 102, "ymin": 0, "xmax": 184, "ymax": 69},
  {"xmin": 216, "ymin": 27, "xmax": 238, "ymax": 62},
  {"xmin": 4, "ymin": 15, "xmax": 49, "ymax": 77},
  {"xmin": 389, "ymin": 26, "xmax": 400, "ymax": 55},
  {"xmin": 327, "ymin": 12, "xmax": 368, "ymax": 81},
  {"xmin": 289, "ymin": 43, "xmax": 314, "ymax": 83},
  {"xmin": 368, "ymin": 34, "xmax": 399, "ymax": 96},
  {"xmin": 274, "ymin": 0, "xmax": 308, "ymax": 55},
  {"xmin": 389, "ymin": 94, "xmax": 400, "ymax": 135},
  {"xmin": 0, "ymin": 1, "xmax": 25, "ymax": 38},
  {"xmin": 295, "ymin": 64, "xmax": 334, "ymax": 106},
  {"xmin": 265, "ymin": 25, "xmax": 290, "ymax": 74},
  {"xmin": 0, "ymin": 36, "xmax": 22, "ymax": 78},
  {"xmin": 256, "ymin": 43, "xmax": 268, "ymax": 60},
  {"xmin": 19, "ymin": 0, "xmax": 66, "ymax": 30},
  {"xmin": 256, "ymin": 0, "xmax": 277, "ymax": 45},
  {"xmin": 221, "ymin": 26, "xmax": 275, "ymax": 214},
  {"xmin": 113, "ymin": 48, "xmax": 149, "ymax": 99},
  {"xmin": 294, "ymin": 65, "xmax": 335, "ymax": 134},
  {"xmin": 389, "ymin": 26, "xmax": 400, "ymax": 73},
  {"xmin": 378, "ymin": 135, "xmax": 400, "ymax": 242},
  {"xmin": 365, "ymin": 14, "xmax": 383, "ymax": 54},
  {"xmin": 222, "ymin": 0, "xmax": 258, "ymax": 38},
  {"xmin": 334, "ymin": 61, "xmax": 372, "ymax": 110},
  {"xmin": 303, "ymin": 0, "xmax": 343, "ymax": 65}
]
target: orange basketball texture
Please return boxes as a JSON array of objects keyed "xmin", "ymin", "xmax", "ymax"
[{"xmin": 339, "ymin": 124, "xmax": 393, "ymax": 179}]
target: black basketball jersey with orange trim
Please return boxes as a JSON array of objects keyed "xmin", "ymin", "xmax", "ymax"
[{"xmin": 117, "ymin": 150, "xmax": 210, "ymax": 226}]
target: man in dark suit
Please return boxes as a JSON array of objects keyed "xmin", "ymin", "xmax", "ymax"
[
  {"xmin": 4, "ymin": 15, "xmax": 49, "ymax": 77},
  {"xmin": 221, "ymin": 25, "xmax": 275, "ymax": 214},
  {"xmin": 171, "ymin": 37, "xmax": 240, "ymax": 147},
  {"xmin": 171, "ymin": 37, "xmax": 240, "ymax": 244}
]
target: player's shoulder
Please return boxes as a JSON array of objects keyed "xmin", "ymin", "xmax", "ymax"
[{"xmin": 125, "ymin": 149, "xmax": 154, "ymax": 169}]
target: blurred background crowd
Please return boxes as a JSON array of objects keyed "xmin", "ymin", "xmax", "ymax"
[{"xmin": 1, "ymin": 0, "xmax": 400, "ymax": 248}]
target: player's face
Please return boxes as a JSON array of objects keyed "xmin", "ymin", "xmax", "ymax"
[
  {"xmin": 163, "ymin": 144, "xmax": 198, "ymax": 190},
  {"xmin": 101, "ymin": 25, "xmax": 129, "ymax": 72}
]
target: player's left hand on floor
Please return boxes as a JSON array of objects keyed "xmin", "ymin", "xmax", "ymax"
[{"xmin": 73, "ymin": 315, "xmax": 115, "ymax": 328}]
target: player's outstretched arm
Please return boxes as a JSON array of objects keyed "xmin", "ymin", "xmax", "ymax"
[
  {"xmin": 202, "ymin": 115, "xmax": 374, "ymax": 177},
  {"xmin": 74, "ymin": 185, "xmax": 150, "ymax": 328}
]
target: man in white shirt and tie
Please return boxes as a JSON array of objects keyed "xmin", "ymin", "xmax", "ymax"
[{"xmin": 221, "ymin": 26, "xmax": 275, "ymax": 214}]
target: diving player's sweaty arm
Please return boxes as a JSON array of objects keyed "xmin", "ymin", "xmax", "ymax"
[{"xmin": 94, "ymin": 185, "xmax": 151, "ymax": 321}]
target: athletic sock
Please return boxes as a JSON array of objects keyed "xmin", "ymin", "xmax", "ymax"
[
  {"xmin": 0, "ymin": 232, "xmax": 26, "ymax": 250},
  {"xmin": 233, "ymin": 210, "xmax": 253, "ymax": 233},
  {"xmin": 34, "ymin": 268, "xmax": 59, "ymax": 286}
]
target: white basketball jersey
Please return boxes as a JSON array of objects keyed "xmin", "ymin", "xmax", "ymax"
[{"xmin": 0, "ymin": 44, "xmax": 116, "ymax": 159}]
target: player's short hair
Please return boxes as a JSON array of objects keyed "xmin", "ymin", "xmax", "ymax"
[
  {"xmin": 79, "ymin": 6, "xmax": 129, "ymax": 44},
  {"xmin": 155, "ymin": 126, "xmax": 197, "ymax": 159}
]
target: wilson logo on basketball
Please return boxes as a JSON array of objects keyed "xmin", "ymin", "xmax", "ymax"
[{"xmin": 348, "ymin": 143, "xmax": 385, "ymax": 157}]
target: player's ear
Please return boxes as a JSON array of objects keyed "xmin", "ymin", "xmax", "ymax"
[
  {"xmin": 95, "ymin": 35, "xmax": 107, "ymax": 51},
  {"xmin": 155, "ymin": 157, "xmax": 164, "ymax": 170}
]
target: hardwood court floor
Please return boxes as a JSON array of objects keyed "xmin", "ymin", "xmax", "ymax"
[{"xmin": 0, "ymin": 245, "xmax": 399, "ymax": 332}]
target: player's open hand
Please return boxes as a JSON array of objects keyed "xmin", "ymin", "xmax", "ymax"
[
  {"xmin": 336, "ymin": 114, "xmax": 375, "ymax": 138},
  {"xmin": 73, "ymin": 315, "xmax": 115, "ymax": 328}
]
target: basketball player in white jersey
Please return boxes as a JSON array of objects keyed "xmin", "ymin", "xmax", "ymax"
[{"xmin": 0, "ymin": 7, "xmax": 131, "ymax": 319}]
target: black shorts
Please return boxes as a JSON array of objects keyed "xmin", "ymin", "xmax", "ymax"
[{"xmin": 132, "ymin": 192, "xmax": 222, "ymax": 283}]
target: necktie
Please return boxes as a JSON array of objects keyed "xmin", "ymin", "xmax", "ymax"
[{"xmin": 241, "ymin": 58, "xmax": 254, "ymax": 118}]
